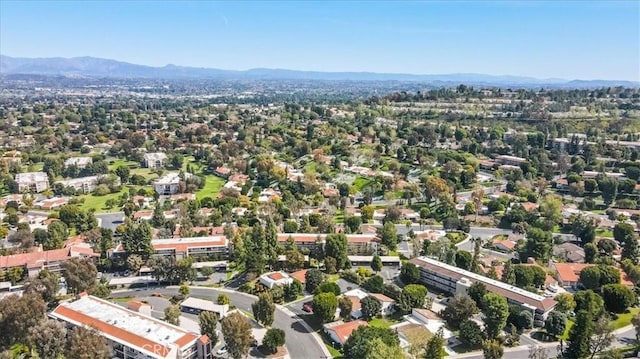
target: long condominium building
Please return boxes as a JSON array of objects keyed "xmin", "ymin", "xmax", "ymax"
[
  {"xmin": 50, "ymin": 294, "xmax": 212, "ymax": 359},
  {"xmin": 409, "ymin": 256, "xmax": 556, "ymax": 323}
]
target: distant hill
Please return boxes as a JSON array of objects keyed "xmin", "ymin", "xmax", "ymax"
[{"xmin": 1, "ymin": 55, "xmax": 638, "ymax": 87}]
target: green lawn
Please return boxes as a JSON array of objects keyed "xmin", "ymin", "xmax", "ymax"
[
  {"xmin": 325, "ymin": 343, "xmax": 342, "ymax": 358},
  {"xmin": 610, "ymin": 308, "xmax": 640, "ymax": 329},
  {"xmin": 352, "ymin": 176, "xmax": 371, "ymax": 192},
  {"xmin": 369, "ymin": 317, "xmax": 402, "ymax": 329},
  {"xmin": 195, "ymin": 176, "xmax": 226, "ymax": 200},
  {"xmin": 327, "ymin": 274, "xmax": 340, "ymax": 282},
  {"xmin": 596, "ymin": 228, "xmax": 614, "ymax": 238},
  {"xmin": 78, "ymin": 186, "xmax": 149, "ymax": 213}
]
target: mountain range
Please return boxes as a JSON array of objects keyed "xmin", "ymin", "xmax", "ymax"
[{"xmin": 1, "ymin": 55, "xmax": 638, "ymax": 87}]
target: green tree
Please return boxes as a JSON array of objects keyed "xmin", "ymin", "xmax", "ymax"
[
  {"xmin": 305, "ymin": 269, "xmax": 325, "ymax": 294},
  {"xmin": 61, "ymin": 257, "xmax": 97, "ymax": 294},
  {"xmin": 423, "ymin": 329, "xmax": 446, "ymax": 359},
  {"xmin": 554, "ymin": 293, "xmax": 576, "ymax": 313},
  {"xmin": 27, "ymin": 319, "xmax": 67, "ymax": 359},
  {"xmin": 521, "ymin": 227, "xmax": 553, "ymax": 263},
  {"xmin": 0, "ymin": 293, "xmax": 46, "ymax": 351},
  {"xmin": 325, "ymin": 233, "xmax": 349, "ymax": 269},
  {"xmin": 467, "ymin": 282, "xmax": 487, "ymax": 308},
  {"xmin": 565, "ymin": 310, "xmax": 594, "ymax": 359},
  {"xmin": 371, "ymin": 254, "xmax": 383, "ymax": 273},
  {"xmin": 400, "ymin": 262, "xmax": 421, "ymax": 284},
  {"xmin": 252, "ymin": 292, "xmax": 275, "ymax": 327},
  {"xmin": 115, "ymin": 165, "xmax": 130, "ymax": 184},
  {"xmin": 367, "ymin": 337, "xmax": 405, "ymax": 359},
  {"xmin": 126, "ymin": 254, "xmax": 144, "ymax": 273},
  {"xmin": 455, "ymin": 250, "xmax": 473, "ymax": 270},
  {"xmin": 199, "ymin": 311, "xmax": 218, "ymax": 345},
  {"xmin": 44, "ymin": 221, "xmax": 68, "ymax": 250},
  {"xmin": 312, "ymin": 292, "xmax": 338, "ymax": 323},
  {"xmin": 598, "ymin": 177, "xmax": 618, "ymax": 206},
  {"xmin": 601, "ymin": 284, "xmax": 637, "ymax": 313},
  {"xmin": 343, "ymin": 326, "xmax": 400, "ymax": 359},
  {"xmin": 588, "ymin": 315, "xmax": 615, "ymax": 359},
  {"xmin": 482, "ymin": 293, "xmax": 509, "ymax": 340},
  {"xmin": 121, "ymin": 220, "xmax": 153, "ymax": 258},
  {"xmin": 574, "ymin": 290, "xmax": 604, "ymax": 316},
  {"xmin": 66, "ymin": 327, "xmax": 110, "ymax": 359},
  {"xmin": 377, "ymin": 221, "xmax": 398, "ymax": 251},
  {"xmin": 363, "ymin": 275, "xmax": 384, "ymax": 293},
  {"xmin": 584, "ymin": 242, "xmax": 598, "ymax": 263},
  {"xmin": 544, "ymin": 311, "xmax": 567, "ymax": 340},
  {"xmin": 398, "ymin": 284, "xmax": 428, "ymax": 313},
  {"xmin": 482, "ymin": 339, "xmax": 503, "ymax": 359},
  {"xmin": 164, "ymin": 305, "xmax": 181, "ymax": 325},
  {"xmin": 440, "ymin": 295, "xmax": 479, "ymax": 330},
  {"xmin": 262, "ymin": 328, "xmax": 285, "ymax": 354},
  {"xmin": 283, "ymin": 280, "xmax": 303, "ymax": 302},
  {"xmin": 316, "ymin": 282, "xmax": 341, "ymax": 296},
  {"xmin": 339, "ymin": 296, "xmax": 353, "ymax": 320},
  {"xmin": 361, "ymin": 296, "xmax": 382, "ymax": 320},
  {"xmin": 217, "ymin": 293, "xmax": 231, "ymax": 305},
  {"xmin": 221, "ymin": 312, "xmax": 253, "ymax": 359},
  {"xmin": 459, "ymin": 319, "xmax": 484, "ymax": 347}
]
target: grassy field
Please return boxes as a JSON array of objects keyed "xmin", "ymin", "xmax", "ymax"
[
  {"xmin": 369, "ymin": 317, "xmax": 402, "ymax": 329},
  {"xmin": 352, "ymin": 176, "xmax": 371, "ymax": 192},
  {"xmin": 195, "ymin": 176, "xmax": 226, "ymax": 200},
  {"xmin": 611, "ymin": 308, "xmax": 640, "ymax": 329},
  {"xmin": 78, "ymin": 186, "xmax": 148, "ymax": 213},
  {"xmin": 596, "ymin": 228, "xmax": 614, "ymax": 238}
]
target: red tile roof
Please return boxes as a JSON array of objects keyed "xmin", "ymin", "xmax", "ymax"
[
  {"xmin": 0, "ymin": 246, "xmax": 97, "ymax": 270},
  {"xmin": 290, "ymin": 269, "xmax": 308, "ymax": 283},
  {"xmin": 326, "ymin": 320, "xmax": 367, "ymax": 344},
  {"xmin": 268, "ymin": 272, "xmax": 286, "ymax": 281},
  {"xmin": 370, "ymin": 293, "xmax": 395, "ymax": 303}
]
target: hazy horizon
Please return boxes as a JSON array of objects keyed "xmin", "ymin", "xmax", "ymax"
[{"xmin": 1, "ymin": 1, "xmax": 639, "ymax": 81}]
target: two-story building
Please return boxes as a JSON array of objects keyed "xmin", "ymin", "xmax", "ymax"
[{"xmin": 144, "ymin": 152, "xmax": 168, "ymax": 168}]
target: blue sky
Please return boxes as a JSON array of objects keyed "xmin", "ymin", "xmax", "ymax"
[{"xmin": 1, "ymin": 1, "xmax": 638, "ymax": 80}]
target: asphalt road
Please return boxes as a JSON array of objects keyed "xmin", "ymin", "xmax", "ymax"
[{"xmin": 111, "ymin": 286, "xmax": 328, "ymax": 359}]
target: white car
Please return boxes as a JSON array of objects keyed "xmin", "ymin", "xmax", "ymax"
[{"xmin": 216, "ymin": 346, "xmax": 228, "ymax": 355}]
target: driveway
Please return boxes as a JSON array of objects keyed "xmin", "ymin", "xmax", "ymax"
[{"xmin": 111, "ymin": 286, "xmax": 328, "ymax": 359}]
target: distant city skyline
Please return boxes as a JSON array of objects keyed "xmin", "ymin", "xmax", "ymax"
[{"xmin": 1, "ymin": 1, "xmax": 638, "ymax": 81}]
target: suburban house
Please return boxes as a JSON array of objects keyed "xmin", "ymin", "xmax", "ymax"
[
  {"xmin": 64, "ymin": 156, "xmax": 92, "ymax": 169},
  {"xmin": 213, "ymin": 167, "xmax": 231, "ymax": 178},
  {"xmin": 343, "ymin": 289, "xmax": 368, "ymax": 319},
  {"xmin": 50, "ymin": 294, "xmax": 213, "ymax": 359},
  {"xmin": 552, "ymin": 262, "xmax": 633, "ymax": 288},
  {"xmin": 409, "ymin": 256, "xmax": 556, "ymax": 325},
  {"xmin": 370, "ymin": 293, "xmax": 396, "ymax": 316},
  {"xmin": 15, "ymin": 171, "xmax": 49, "ymax": 193},
  {"xmin": 259, "ymin": 271, "xmax": 294, "ymax": 289},
  {"xmin": 144, "ymin": 152, "xmax": 168, "ymax": 168},
  {"xmin": 323, "ymin": 320, "xmax": 368, "ymax": 346},
  {"xmin": 553, "ymin": 243, "xmax": 585, "ymax": 263}
]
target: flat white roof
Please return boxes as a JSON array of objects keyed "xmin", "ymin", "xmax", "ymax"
[
  {"xmin": 180, "ymin": 297, "xmax": 229, "ymax": 314},
  {"xmin": 15, "ymin": 171, "xmax": 48, "ymax": 182},
  {"xmin": 50, "ymin": 295, "xmax": 198, "ymax": 358},
  {"xmin": 64, "ymin": 157, "xmax": 92, "ymax": 166},
  {"xmin": 415, "ymin": 256, "xmax": 547, "ymax": 302},
  {"xmin": 145, "ymin": 152, "xmax": 167, "ymax": 160}
]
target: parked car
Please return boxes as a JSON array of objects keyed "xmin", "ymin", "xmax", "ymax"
[
  {"xmin": 216, "ymin": 346, "xmax": 228, "ymax": 355},
  {"xmin": 302, "ymin": 302, "xmax": 313, "ymax": 313},
  {"xmin": 151, "ymin": 293, "xmax": 164, "ymax": 298}
]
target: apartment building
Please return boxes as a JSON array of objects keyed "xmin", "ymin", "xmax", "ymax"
[
  {"xmin": 495, "ymin": 155, "xmax": 528, "ymax": 166},
  {"xmin": 151, "ymin": 236, "xmax": 229, "ymax": 260},
  {"xmin": 15, "ymin": 171, "xmax": 49, "ymax": 193},
  {"xmin": 409, "ymin": 257, "xmax": 556, "ymax": 324},
  {"xmin": 276, "ymin": 233, "xmax": 379, "ymax": 255},
  {"xmin": 0, "ymin": 244, "xmax": 99, "ymax": 278},
  {"xmin": 55, "ymin": 175, "xmax": 104, "ymax": 194},
  {"xmin": 153, "ymin": 173, "xmax": 190, "ymax": 196},
  {"xmin": 144, "ymin": 152, "xmax": 168, "ymax": 168},
  {"xmin": 64, "ymin": 156, "xmax": 92, "ymax": 169},
  {"xmin": 50, "ymin": 294, "xmax": 213, "ymax": 359}
]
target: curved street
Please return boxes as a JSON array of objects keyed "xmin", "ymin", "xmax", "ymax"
[{"xmin": 111, "ymin": 286, "xmax": 329, "ymax": 359}]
